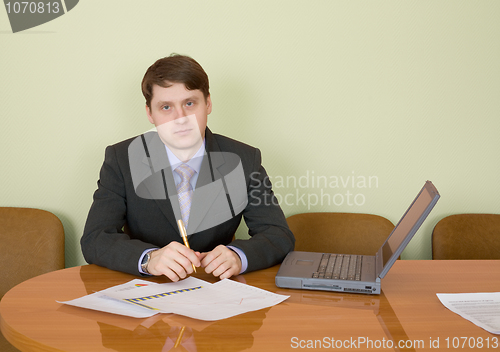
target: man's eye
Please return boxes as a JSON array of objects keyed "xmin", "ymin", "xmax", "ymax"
[
  {"xmin": 162, "ymin": 105, "xmax": 170, "ymax": 111},
  {"xmin": 186, "ymin": 102, "xmax": 194, "ymax": 107}
]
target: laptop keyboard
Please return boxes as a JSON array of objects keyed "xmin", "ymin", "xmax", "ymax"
[{"xmin": 312, "ymin": 254, "xmax": 363, "ymax": 281}]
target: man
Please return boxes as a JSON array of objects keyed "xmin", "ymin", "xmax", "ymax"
[{"xmin": 81, "ymin": 54, "xmax": 294, "ymax": 282}]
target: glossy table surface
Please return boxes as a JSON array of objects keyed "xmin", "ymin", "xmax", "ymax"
[{"xmin": 1, "ymin": 260, "xmax": 499, "ymax": 351}]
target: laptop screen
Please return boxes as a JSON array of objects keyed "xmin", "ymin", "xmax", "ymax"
[{"xmin": 380, "ymin": 181, "xmax": 440, "ymax": 275}]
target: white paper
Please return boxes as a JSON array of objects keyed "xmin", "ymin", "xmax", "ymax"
[
  {"xmin": 59, "ymin": 277, "xmax": 289, "ymax": 321},
  {"xmin": 58, "ymin": 279, "xmax": 161, "ymax": 318},
  {"xmin": 437, "ymin": 292, "xmax": 500, "ymax": 334}
]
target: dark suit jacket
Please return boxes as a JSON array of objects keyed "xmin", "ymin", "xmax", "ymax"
[{"xmin": 81, "ymin": 128, "xmax": 295, "ymax": 276}]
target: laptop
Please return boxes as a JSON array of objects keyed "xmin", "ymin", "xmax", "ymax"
[{"xmin": 275, "ymin": 181, "xmax": 440, "ymax": 294}]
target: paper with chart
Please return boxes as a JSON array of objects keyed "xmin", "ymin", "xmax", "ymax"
[
  {"xmin": 58, "ymin": 279, "xmax": 162, "ymax": 318},
  {"xmin": 60, "ymin": 277, "xmax": 289, "ymax": 321},
  {"xmin": 437, "ymin": 292, "xmax": 500, "ymax": 334}
]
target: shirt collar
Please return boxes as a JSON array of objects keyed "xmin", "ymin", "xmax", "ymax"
[{"xmin": 164, "ymin": 140, "xmax": 206, "ymax": 175}]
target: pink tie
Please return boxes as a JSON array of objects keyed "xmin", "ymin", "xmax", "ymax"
[{"xmin": 175, "ymin": 164, "xmax": 195, "ymax": 227}]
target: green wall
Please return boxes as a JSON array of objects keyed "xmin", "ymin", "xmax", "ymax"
[{"xmin": 1, "ymin": 1, "xmax": 499, "ymax": 267}]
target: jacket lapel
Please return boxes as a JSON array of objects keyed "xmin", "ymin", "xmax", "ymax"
[{"xmin": 140, "ymin": 132, "xmax": 180, "ymax": 233}]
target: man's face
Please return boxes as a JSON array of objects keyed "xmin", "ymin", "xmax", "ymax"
[{"xmin": 146, "ymin": 82, "xmax": 212, "ymax": 159}]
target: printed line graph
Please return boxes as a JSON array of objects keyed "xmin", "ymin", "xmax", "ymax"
[{"xmin": 124, "ymin": 286, "xmax": 202, "ymax": 310}]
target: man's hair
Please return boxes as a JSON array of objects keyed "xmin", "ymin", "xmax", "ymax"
[{"xmin": 141, "ymin": 54, "xmax": 210, "ymax": 108}]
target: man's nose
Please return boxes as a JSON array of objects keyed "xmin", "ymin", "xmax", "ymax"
[{"xmin": 173, "ymin": 107, "xmax": 188, "ymax": 122}]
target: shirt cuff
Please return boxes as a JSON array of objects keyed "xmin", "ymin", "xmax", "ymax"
[
  {"xmin": 138, "ymin": 248, "xmax": 158, "ymax": 275},
  {"xmin": 227, "ymin": 245, "xmax": 248, "ymax": 274}
]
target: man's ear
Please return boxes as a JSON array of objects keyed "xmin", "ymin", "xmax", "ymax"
[
  {"xmin": 145, "ymin": 105, "xmax": 154, "ymax": 124},
  {"xmin": 206, "ymin": 95, "xmax": 212, "ymax": 115}
]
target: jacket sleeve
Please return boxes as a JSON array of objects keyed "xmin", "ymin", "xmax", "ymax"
[{"xmin": 80, "ymin": 144, "xmax": 156, "ymax": 275}]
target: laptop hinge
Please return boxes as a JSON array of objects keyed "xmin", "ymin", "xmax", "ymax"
[{"xmin": 375, "ymin": 251, "xmax": 384, "ymax": 278}]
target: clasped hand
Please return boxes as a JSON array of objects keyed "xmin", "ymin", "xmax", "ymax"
[{"xmin": 147, "ymin": 242, "xmax": 242, "ymax": 282}]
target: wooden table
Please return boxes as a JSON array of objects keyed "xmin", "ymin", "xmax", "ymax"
[{"xmin": 1, "ymin": 260, "xmax": 499, "ymax": 351}]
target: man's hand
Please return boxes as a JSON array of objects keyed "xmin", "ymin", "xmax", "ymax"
[
  {"xmin": 200, "ymin": 245, "xmax": 242, "ymax": 279},
  {"xmin": 147, "ymin": 242, "xmax": 200, "ymax": 282}
]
